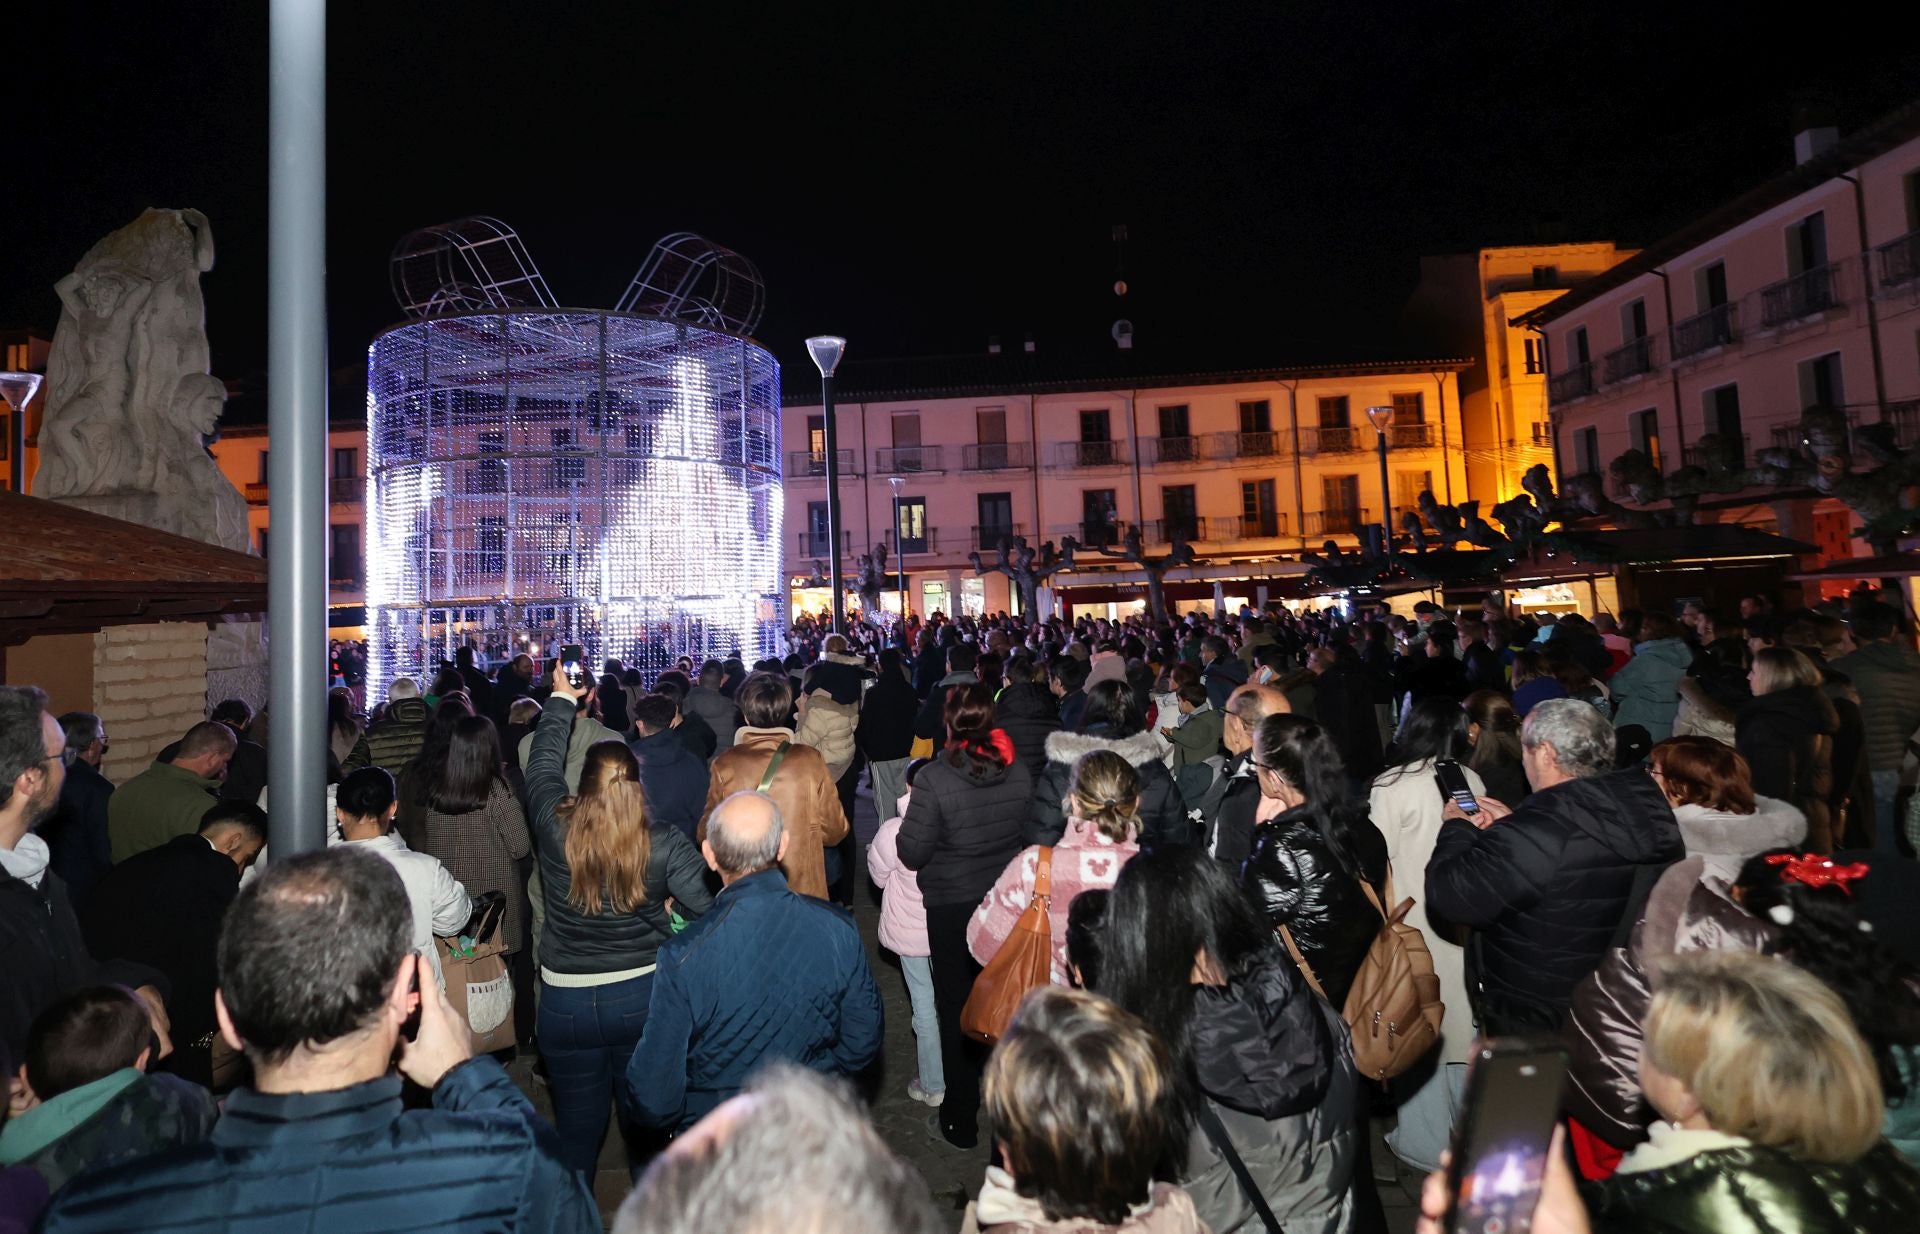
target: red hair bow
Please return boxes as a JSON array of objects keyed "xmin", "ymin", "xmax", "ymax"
[{"xmin": 1763, "ymin": 852, "xmax": 1870, "ymax": 895}]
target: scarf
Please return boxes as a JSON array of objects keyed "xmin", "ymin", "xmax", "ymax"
[{"xmin": 0, "ymin": 831, "xmax": 50, "ymax": 890}]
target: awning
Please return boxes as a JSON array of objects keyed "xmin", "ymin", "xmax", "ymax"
[
  {"xmin": 1788, "ymin": 552, "xmax": 1920, "ymax": 581},
  {"xmin": 0, "ymin": 492, "xmax": 267, "ymax": 643}
]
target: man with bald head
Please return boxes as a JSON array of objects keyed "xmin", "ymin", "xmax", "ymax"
[
  {"xmin": 625, "ymin": 791, "xmax": 883, "ymax": 1131},
  {"xmin": 1200, "ymin": 683, "xmax": 1290, "ymax": 865}
]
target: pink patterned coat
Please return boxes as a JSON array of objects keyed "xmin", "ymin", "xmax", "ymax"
[{"xmin": 967, "ymin": 819, "xmax": 1140, "ymax": 985}]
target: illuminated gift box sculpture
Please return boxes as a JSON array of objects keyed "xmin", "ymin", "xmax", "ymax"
[{"xmin": 364, "ymin": 220, "xmax": 782, "ymax": 698}]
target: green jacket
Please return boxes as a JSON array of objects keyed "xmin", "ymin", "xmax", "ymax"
[
  {"xmin": 107, "ymin": 762, "xmax": 220, "ymax": 863},
  {"xmin": 0, "ymin": 1068, "xmax": 215, "ymax": 1195},
  {"xmin": 1830, "ymin": 640, "xmax": 1920, "ymax": 771},
  {"xmin": 1588, "ymin": 1141, "xmax": 1920, "ymax": 1234}
]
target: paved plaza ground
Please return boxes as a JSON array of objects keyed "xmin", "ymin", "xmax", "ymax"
[{"xmin": 507, "ymin": 779, "xmax": 1424, "ymax": 1231}]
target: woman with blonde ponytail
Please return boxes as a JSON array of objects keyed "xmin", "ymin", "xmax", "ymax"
[
  {"xmin": 969, "ymin": 748, "xmax": 1144, "ymax": 986},
  {"xmin": 531, "ymin": 665, "xmax": 715, "ymax": 1179}
]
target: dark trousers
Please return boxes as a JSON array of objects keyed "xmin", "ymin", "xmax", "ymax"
[
  {"xmin": 538, "ymin": 973, "xmax": 653, "ymax": 1179},
  {"xmin": 829, "ymin": 759, "xmax": 863, "ymax": 904},
  {"xmin": 925, "ymin": 900, "xmax": 986, "ymax": 1147}
]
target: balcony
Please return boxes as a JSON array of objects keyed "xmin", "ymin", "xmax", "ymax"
[
  {"xmin": 1758, "ymin": 262, "xmax": 1842, "ymax": 328},
  {"xmin": 1681, "ymin": 437, "xmax": 1748, "ymax": 469},
  {"xmin": 1139, "ymin": 518, "xmax": 1208, "ymax": 544},
  {"xmin": 1670, "ymin": 303, "xmax": 1738, "ymax": 360},
  {"xmin": 875, "ymin": 445, "xmax": 944, "ymax": 474},
  {"xmin": 1225, "ymin": 430, "xmax": 1286, "ymax": 460},
  {"xmin": 329, "ymin": 475, "xmax": 362, "ymax": 503},
  {"xmin": 971, "ymin": 523, "xmax": 1026, "ymax": 550},
  {"xmin": 961, "ymin": 441, "xmax": 1033, "ymax": 471},
  {"xmin": 244, "ymin": 481, "xmax": 269, "ymax": 505},
  {"xmin": 1600, "ymin": 335, "xmax": 1656, "ymax": 384},
  {"xmin": 1888, "ymin": 399, "xmax": 1920, "ymax": 447},
  {"xmin": 329, "ymin": 557, "xmax": 364, "ymax": 591},
  {"xmin": 1051, "ymin": 440, "xmax": 1128, "ymax": 469},
  {"xmin": 1878, "ymin": 230, "xmax": 1920, "ymax": 290},
  {"xmin": 785, "ymin": 448, "xmax": 861, "ymax": 478},
  {"xmin": 795, "ymin": 530, "xmax": 852, "ymax": 559},
  {"xmin": 1048, "ymin": 521, "xmax": 1127, "ymax": 549},
  {"xmin": 885, "ymin": 528, "xmax": 937, "ymax": 556},
  {"xmin": 1386, "ymin": 422, "xmax": 1436, "ymax": 449},
  {"xmin": 1140, "ymin": 435, "xmax": 1205, "ymax": 466},
  {"xmin": 1548, "ymin": 363, "xmax": 1595, "ymax": 403},
  {"xmin": 1303, "ymin": 508, "xmax": 1369, "ymax": 537},
  {"xmin": 1299, "ymin": 426, "xmax": 1364, "ymax": 455},
  {"xmin": 1234, "ymin": 513, "xmax": 1288, "ymax": 540}
]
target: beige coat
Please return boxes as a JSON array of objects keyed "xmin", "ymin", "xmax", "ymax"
[
  {"xmin": 699, "ymin": 727, "xmax": 850, "ymax": 900},
  {"xmin": 1368, "ymin": 756, "xmax": 1485, "ymax": 1064}
]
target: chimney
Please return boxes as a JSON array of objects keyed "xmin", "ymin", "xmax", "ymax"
[
  {"xmin": 1023, "ymin": 332, "xmax": 1035, "ymax": 354},
  {"xmin": 1790, "ymin": 98, "xmax": 1838, "ymax": 165},
  {"xmin": 1112, "ymin": 319, "xmax": 1134, "ymax": 350},
  {"xmin": 988, "ymin": 334, "xmax": 1001, "ymax": 355}
]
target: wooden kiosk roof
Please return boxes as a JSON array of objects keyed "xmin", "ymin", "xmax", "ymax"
[{"xmin": 0, "ymin": 492, "xmax": 267, "ymax": 643}]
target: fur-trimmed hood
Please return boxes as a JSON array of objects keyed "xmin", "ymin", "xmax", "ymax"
[
  {"xmin": 1673, "ymin": 794, "xmax": 1807, "ymax": 882},
  {"xmin": 1043, "ymin": 727, "xmax": 1163, "ymax": 768}
]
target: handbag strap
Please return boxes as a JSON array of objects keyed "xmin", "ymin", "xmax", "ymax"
[
  {"xmin": 1032, "ymin": 846, "xmax": 1053, "ymax": 902},
  {"xmin": 1357, "ymin": 864, "xmax": 1397, "ymax": 924},
  {"xmin": 1275, "ymin": 922, "xmax": 1328, "ymax": 1003},
  {"xmin": 1195, "ymin": 1101, "xmax": 1285, "ymax": 1234},
  {"xmin": 756, "ymin": 740, "xmax": 792, "ymax": 792}
]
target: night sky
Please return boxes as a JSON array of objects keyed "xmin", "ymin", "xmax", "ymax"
[{"xmin": 7, "ymin": 3, "xmax": 1916, "ymax": 388}]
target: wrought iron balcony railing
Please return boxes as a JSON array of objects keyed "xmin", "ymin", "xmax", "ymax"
[
  {"xmin": 1670, "ymin": 302, "xmax": 1738, "ymax": 360},
  {"xmin": 1051, "ymin": 440, "xmax": 1128, "ymax": 468},
  {"xmin": 1600, "ymin": 335, "xmax": 1656, "ymax": 384},
  {"xmin": 1300, "ymin": 426, "xmax": 1364, "ymax": 455},
  {"xmin": 1303, "ymin": 508, "xmax": 1370, "ymax": 537},
  {"xmin": 1234, "ymin": 513, "xmax": 1287, "ymax": 540},
  {"xmin": 1386, "ymin": 422, "xmax": 1436, "ymax": 449},
  {"xmin": 1548, "ymin": 363, "xmax": 1594, "ymax": 403},
  {"xmin": 1877, "ymin": 230, "xmax": 1920, "ymax": 290},
  {"xmin": 785, "ymin": 448, "xmax": 860, "ymax": 477},
  {"xmin": 1758, "ymin": 262, "xmax": 1842, "ymax": 328},
  {"xmin": 795, "ymin": 530, "xmax": 852, "ymax": 558},
  {"xmin": 960, "ymin": 441, "xmax": 1033, "ymax": 470},
  {"xmin": 329, "ymin": 475, "xmax": 363, "ymax": 503},
  {"xmin": 971, "ymin": 523, "xmax": 1026, "ymax": 550},
  {"xmin": 1141, "ymin": 435, "xmax": 1205, "ymax": 465},
  {"xmin": 875, "ymin": 445, "xmax": 944, "ymax": 474},
  {"xmin": 1138, "ymin": 518, "xmax": 1208, "ymax": 544}
]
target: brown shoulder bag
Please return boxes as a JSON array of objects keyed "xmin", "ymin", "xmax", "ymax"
[{"xmin": 959, "ymin": 847, "xmax": 1054, "ymax": 1044}]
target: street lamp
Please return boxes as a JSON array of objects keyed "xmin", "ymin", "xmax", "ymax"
[
  {"xmin": 888, "ymin": 474, "xmax": 907, "ymax": 644},
  {"xmin": 0, "ymin": 372, "xmax": 44, "ymax": 494},
  {"xmin": 806, "ymin": 335, "xmax": 848, "ymax": 633},
  {"xmin": 1365, "ymin": 404, "xmax": 1396, "ymax": 557}
]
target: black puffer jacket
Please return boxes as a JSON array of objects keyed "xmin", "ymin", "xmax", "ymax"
[
  {"xmin": 1587, "ymin": 1141, "xmax": 1920, "ymax": 1234},
  {"xmin": 855, "ymin": 668, "xmax": 919, "ymax": 762},
  {"xmin": 1736, "ymin": 685, "xmax": 1837, "ymax": 851},
  {"xmin": 897, "ymin": 743, "xmax": 1032, "ymax": 908},
  {"xmin": 1026, "ymin": 728, "xmax": 1193, "ymax": 850},
  {"xmin": 994, "ymin": 682, "xmax": 1060, "ymax": 779},
  {"xmin": 525, "ymin": 697, "xmax": 714, "ymax": 975},
  {"xmin": 1426, "ymin": 767, "xmax": 1682, "ymax": 1034},
  {"xmin": 1242, "ymin": 803, "xmax": 1390, "ymax": 1007}
]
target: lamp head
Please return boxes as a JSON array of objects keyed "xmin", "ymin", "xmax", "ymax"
[
  {"xmin": 1365, "ymin": 404, "xmax": 1396, "ymax": 432},
  {"xmin": 887, "ymin": 475, "xmax": 904, "ymax": 493},
  {"xmin": 805, "ymin": 336, "xmax": 847, "ymax": 378}
]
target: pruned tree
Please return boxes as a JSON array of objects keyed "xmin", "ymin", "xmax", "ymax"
[
  {"xmin": 1061, "ymin": 524, "xmax": 1194, "ymax": 622},
  {"xmin": 852, "ymin": 542, "xmax": 892, "ymax": 630},
  {"xmin": 968, "ymin": 534, "xmax": 1075, "ymax": 619}
]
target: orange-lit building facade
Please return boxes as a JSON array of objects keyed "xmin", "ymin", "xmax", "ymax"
[{"xmin": 1525, "ymin": 105, "xmax": 1920, "ymax": 564}]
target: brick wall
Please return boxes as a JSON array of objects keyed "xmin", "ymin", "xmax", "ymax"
[{"xmin": 93, "ymin": 622, "xmax": 211, "ymax": 785}]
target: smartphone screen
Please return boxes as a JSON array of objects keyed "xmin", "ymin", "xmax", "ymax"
[
  {"xmin": 1435, "ymin": 757, "xmax": 1480, "ymax": 815},
  {"xmin": 560, "ymin": 644, "xmax": 587, "ymax": 691},
  {"xmin": 1445, "ymin": 1041, "xmax": 1568, "ymax": 1234}
]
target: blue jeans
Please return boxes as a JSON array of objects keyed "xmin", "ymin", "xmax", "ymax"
[
  {"xmin": 900, "ymin": 954, "xmax": 944, "ymax": 1095},
  {"xmin": 1872, "ymin": 768, "xmax": 1902, "ymax": 856},
  {"xmin": 538, "ymin": 972, "xmax": 653, "ymax": 1177}
]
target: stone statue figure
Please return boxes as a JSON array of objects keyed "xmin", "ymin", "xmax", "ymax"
[{"xmin": 37, "ymin": 209, "xmax": 265, "ymax": 704}]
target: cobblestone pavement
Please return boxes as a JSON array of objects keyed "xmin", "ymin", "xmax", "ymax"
[{"xmin": 509, "ymin": 777, "xmax": 1424, "ymax": 1231}]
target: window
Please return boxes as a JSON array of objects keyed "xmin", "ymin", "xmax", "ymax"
[
  {"xmin": 1798, "ymin": 352, "xmax": 1845, "ymax": 410},
  {"xmin": 1523, "ymin": 337, "xmax": 1544, "ymax": 375},
  {"xmin": 1322, "ymin": 474, "xmax": 1360, "ymax": 511},
  {"xmin": 257, "ymin": 528, "xmax": 269, "ymax": 559},
  {"xmin": 1531, "ymin": 265, "xmax": 1558, "ymax": 289},
  {"xmin": 332, "ymin": 447, "xmax": 358, "ymax": 478},
  {"xmin": 1788, "ymin": 212, "xmax": 1829, "ymax": 275},
  {"xmin": 258, "ymin": 451, "xmax": 271, "ymax": 483},
  {"xmin": 1157, "ymin": 404, "xmax": 1190, "ymax": 439},
  {"xmin": 1238, "ymin": 400, "xmax": 1272, "ymax": 434},
  {"xmin": 895, "ymin": 497, "xmax": 928, "ymax": 553},
  {"xmin": 1622, "ymin": 299, "xmax": 1648, "ymax": 341},
  {"xmin": 330, "ymin": 524, "xmax": 362, "ymax": 582},
  {"xmin": 1705, "ymin": 386, "xmax": 1743, "ymax": 457},
  {"xmin": 976, "ymin": 407, "xmax": 1006, "ymax": 444},
  {"xmin": 552, "ymin": 427, "xmax": 584, "ymax": 483},
  {"xmin": 1079, "ymin": 409, "xmax": 1111, "ymax": 442},
  {"xmin": 1394, "ymin": 470, "xmax": 1433, "ymax": 510},
  {"xmin": 1574, "ymin": 426, "xmax": 1600, "ymax": 476},
  {"xmin": 1241, "ymin": 479, "xmax": 1279, "ymax": 537},
  {"xmin": 1078, "ymin": 410, "xmax": 1116, "ymax": 466},
  {"xmin": 1569, "ymin": 327, "xmax": 1590, "ymax": 366},
  {"xmin": 1081, "ymin": 489, "xmax": 1119, "ymax": 547},
  {"xmin": 1391, "ymin": 391, "xmax": 1425, "ymax": 423},
  {"xmin": 1631, "ymin": 409, "xmax": 1662, "ymax": 470},
  {"xmin": 806, "ymin": 414, "xmax": 826, "ymax": 458},
  {"xmin": 805, "ymin": 501, "xmax": 832, "ymax": 556},
  {"xmin": 976, "ymin": 492, "xmax": 1014, "ymax": 547},
  {"xmin": 891, "ymin": 412, "xmax": 920, "ymax": 448},
  {"xmin": 1162, "ymin": 485, "xmax": 1198, "ymax": 540},
  {"xmin": 1698, "ymin": 261, "xmax": 1729, "ymax": 309},
  {"xmin": 1317, "ymin": 396, "xmax": 1351, "ymax": 428}
]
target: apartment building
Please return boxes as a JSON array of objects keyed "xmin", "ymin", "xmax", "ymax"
[
  {"xmin": 1406, "ymin": 244, "xmax": 1637, "ymax": 504},
  {"xmin": 209, "ymin": 421, "xmax": 371, "ymax": 634},
  {"xmin": 1523, "ymin": 103, "xmax": 1920, "ymax": 560},
  {"xmin": 781, "ymin": 354, "xmax": 1468, "ymax": 618}
]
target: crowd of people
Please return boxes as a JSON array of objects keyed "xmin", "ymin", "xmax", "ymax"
[{"xmin": 5, "ymin": 588, "xmax": 1920, "ymax": 1232}]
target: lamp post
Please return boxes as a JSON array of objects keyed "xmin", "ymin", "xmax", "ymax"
[
  {"xmin": 888, "ymin": 474, "xmax": 907, "ymax": 642},
  {"xmin": 0, "ymin": 372, "xmax": 44, "ymax": 493},
  {"xmin": 1365, "ymin": 404, "xmax": 1396, "ymax": 557},
  {"xmin": 806, "ymin": 335, "xmax": 848, "ymax": 632}
]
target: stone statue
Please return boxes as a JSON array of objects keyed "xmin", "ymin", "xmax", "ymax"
[{"xmin": 38, "ymin": 209, "xmax": 265, "ymax": 704}]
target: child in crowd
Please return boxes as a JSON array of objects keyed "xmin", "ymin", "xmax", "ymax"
[
  {"xmin": 965, "ymin": 986, "xmax": 1204, "ymax": 1233},
  {"xmin": 866, "ymin": 758, "xmax": 942, "ymax": 1107}
]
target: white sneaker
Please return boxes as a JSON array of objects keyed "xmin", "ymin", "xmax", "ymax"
[{"xmin": 907, "ymin": 1078, "xmax": 945, "ymax": 1107}]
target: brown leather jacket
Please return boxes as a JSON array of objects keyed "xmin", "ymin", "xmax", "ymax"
[{"xmin": 699, "ymin": 728, "xmax": 850, "ymax": 900}]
